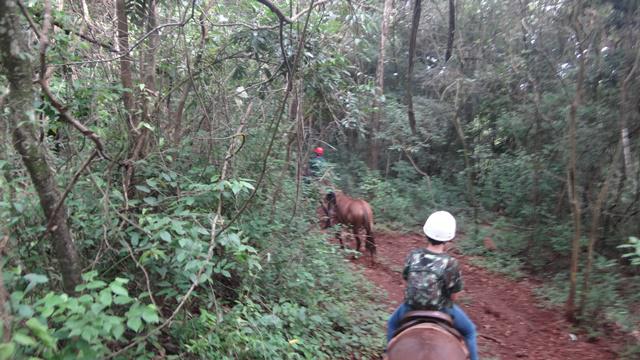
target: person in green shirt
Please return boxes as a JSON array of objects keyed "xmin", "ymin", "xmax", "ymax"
[{"xmin": 308, "ymin": 147, "xmax": 326, "ymax": 178}]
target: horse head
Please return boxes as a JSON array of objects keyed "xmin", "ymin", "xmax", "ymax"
[{"xmin": 318, "ymin": 192, "xmax": 336, "ymax": 229}]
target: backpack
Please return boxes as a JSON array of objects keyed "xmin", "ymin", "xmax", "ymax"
[{"xmin": 404, "ymin": 251, "xmax": 453, "ymax": 310}]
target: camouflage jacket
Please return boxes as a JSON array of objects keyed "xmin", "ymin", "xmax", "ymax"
[{"xmin": 402, "ymin": 248, "xmax": 463, "ymax": 310}]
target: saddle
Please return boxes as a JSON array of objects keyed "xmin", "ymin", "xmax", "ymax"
[{"xmin": 387, "ymin": 311, "xmax": 469, "ymax": 360}]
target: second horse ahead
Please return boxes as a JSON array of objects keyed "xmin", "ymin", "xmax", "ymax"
[{"xmin": 320, "ymin": 191, "xmax": 376, "ymax": 265}]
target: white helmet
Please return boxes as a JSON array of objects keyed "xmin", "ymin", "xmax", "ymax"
[{"xmin": 423, "ymin": 211, "xmax": 456, "ymax": 242}]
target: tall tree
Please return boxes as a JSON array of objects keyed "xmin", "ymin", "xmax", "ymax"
[
  {"xmin": 116, "ymin": 0, "xmax": 134, "ymax": 130},
  {"xmin": 445, "ymin": 0, "xmax": 455, "ymax": 61},
  {"xmin": 405, "ymin": 0, "xmax": 421, "ymax": 136},
  {"xmin": 0, "ymin": 0, "xmax": 81, "ymax": 294},
  {"xmin": 565, "ymin": 5, "xmax": 587, "ymax": 322},
  {"xmin": 369, "ymin": 0, "xmax": 394, "ymax": 168}
]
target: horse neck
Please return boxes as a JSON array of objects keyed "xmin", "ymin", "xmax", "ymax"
[
  {"xmin": 334, "ymin": 192, "xmax": 351, "ymax": 203},
  {"xmin": 330, "ymin": 193, "xmax": 348, "ymax": 216}
]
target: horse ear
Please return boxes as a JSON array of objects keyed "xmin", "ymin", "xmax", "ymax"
[{"xmin": 325, "ymin": 192, "xmax": 336, "ymax": 204}]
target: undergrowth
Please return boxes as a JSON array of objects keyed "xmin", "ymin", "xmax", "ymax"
[{"xmin": 1, "ymin": 159, "xmax": 386, "ymax": 359}]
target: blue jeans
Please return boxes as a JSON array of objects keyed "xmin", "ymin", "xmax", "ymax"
[{"xmin": 387, "ymin": 303, "xmax": 478, "ymax": 360}]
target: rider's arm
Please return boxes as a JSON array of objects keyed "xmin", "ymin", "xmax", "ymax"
[
  {"xmin": 447, "ymin": 258, "xmax": 463, "ymax": 301},
  {"xmin": 402, "ymin": 250, "xmax": 419, "ymax": 281}
]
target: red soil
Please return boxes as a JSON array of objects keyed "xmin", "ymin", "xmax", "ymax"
[{"xmin": 349, "ymin": 231, "xmax": 621, "ymax": 360}]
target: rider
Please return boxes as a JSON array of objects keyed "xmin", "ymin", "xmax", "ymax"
[
  {"xmin": 386, "ymin": 211, "xmax": 478, "ymax": 360},
  {"xmin": 308, "ymin": 146, "xmax": 326, "ymax": 178}
]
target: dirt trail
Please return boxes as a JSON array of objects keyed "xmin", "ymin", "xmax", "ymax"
[{"xmin": 350, "ymin": 231, "xmax": 620, "ymax": 360}]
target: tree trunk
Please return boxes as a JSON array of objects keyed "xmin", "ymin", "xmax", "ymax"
[
  {"xmin": 578, "ymin": 144, "xmax": 619, "ymax": 316},
  {"xmin": 406, "ymin": 0, "xmax": 421, "ymax": 136},
  {"xmin": 369, "ymin": 0, "xmax": 393, "ymax": 169},
  {"xmin": 0, "ymin": 0, "xmax": 81, "ymax": 294},
  {"xmin": 565, "ymin": 20, "xmax": 587, "ymax": 323},
  {"xmin": 173, "ymin": 83, "xmax": 192, "ymax": 144},
  {"xmin": 445, "ymin": 0, "xmax": 455, "ymax": 62},
  {"xmin": 116, "ymin": 0, "xmax": 135, "ymax": 131},
  {"xmin": 451, "ymin": 82, "xmax": 479, "ymax": 240},
  {"xmin": 131, "ymin": 0, "xmax": 158, "ymax": 162}
]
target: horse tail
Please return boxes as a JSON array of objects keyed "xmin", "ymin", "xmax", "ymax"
[{"xmin": 363, "ymin": 204, "xmax": 376, "ymax": 257}]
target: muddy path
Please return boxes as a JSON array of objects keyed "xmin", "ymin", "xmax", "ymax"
[{"xmin": 349, "ymin": 231, "xmax": 620, "ymax": 360}]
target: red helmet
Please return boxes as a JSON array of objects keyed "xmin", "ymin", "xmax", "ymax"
[{"xmin": 313, "ymin": 147, "xmax": 324, "ymax": 156}]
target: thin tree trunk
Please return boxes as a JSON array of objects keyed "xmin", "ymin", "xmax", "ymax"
[
  {"xmin": 406, "ymin": 0, "xmax": 421, "ymax": 136},
  {"xmin": 579, "ymin": 144, "xmax": 620, "ymax": 316},
  {"xmin": 520, "ymin": 0, "xmax": 541, "ymax": 261},
  {"xmin": 131, "ymin": 0, "xmax": 158, "ymax": 161},
  {"xmin": 565, "ymin": 19, "xmax": 587, "ymax": 323},
  {"xmin": 116, "ymin": 0, "xmax": 135, "ymax": 131},
  {"xmin": 0, "ymin": 0, "xmax": 81, "ymax": 294},
  {"xmin": 369, "ymin": 0, "xmax": 393, "ymax": 169},
  {"xmin": 451, "ymin": 82, "xmax": 479, "ymax": 240},
  {"xmin": 445, "ymin": 0, "xmax": 455, "ymax": 62},
  {"xmin": 173, "ymin": 83, "xmax": 192, "ymax": 144}
]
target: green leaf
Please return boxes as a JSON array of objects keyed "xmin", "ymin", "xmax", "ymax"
[
  {"xmin": 127, "ymin": 316, "xmax": 142, "ymax": 332},
  {"xmin": 13, "ymin": 333, "xmax": 37, "ymax": 347},
  {"xmin": 24, "ymin": 273, "xmax": 48, "ymax": 293},
  {"xmin": 26, "ymin": 318, "xmax": 56, "ymax": 349},
  {"xmin": 141, "ymin": 305, "xmax": 160, "ymax": 323},
  {"xmin": 17, "ymin": 304, "xmax": 34, "ymax": 318},
  {"xmin": 130, "ymin": 232, "xmax": 140, "ymax": 247},
  {"xmin": 0, "ymin": 343, "xmax": 15, "ymax": 360},
  {"xmin": 171, "ymin": 221, "xmax": 186, "ymax": 235},
  {"xmin": 112, "ymin": 322, "xmax": 125, "ymax": 339},
  {"xmin": 81, "ymin": 271, "xmax": 98, "ymax": 282},
  {"xmin": 110, "ymin": 283, "xmax": 129, "ymax": 296},
  {"xmin": 78, "ymin": 294, "xmax": 93, "ymax": 303},
  {"xmin": 114, "ymin": 295, "xmax": 133, "ymax": 305},
  {"xmin": 158, "ymin": 231, "xmax": 172, "ymax": 242},
  {"xmin": 86, "ymin": 280, "xmax": 107, "ymax": 290},
  {"xmin": 135, "ymin": 185, "xmax": 151, "ymax": 193},
  {"xmin": 230, "ymin": 181, "xmax": 242, "ymax": 195},
  {"xmin": 114, "ymin": 277, "xmax": 129, "ymax": 285},
  {"xmin": 99, "ymin": 288, "xmax": 112, "ymax": 306}
]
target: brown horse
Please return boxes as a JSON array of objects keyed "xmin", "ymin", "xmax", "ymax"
[
  {"xmin": 387, "ymin": 311, "xmax": 469, "ymax": 360},
  {"xmin": 320, "ymin": 191, "xmax": 376, "ymax": 264}
]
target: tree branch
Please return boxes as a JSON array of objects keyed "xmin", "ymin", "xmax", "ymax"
[
  {"xmin": 56, "ymin": 0, "xmax": 197, "ymax": 66},
  {"xmin": 43, "ymin": 150, "xmax": 98, "ymax": 235},
  {"xmin": 40, "ymin": 83, "xmax": 111, "ymax": 160},
  {"xmin": 16, "ymin": 0, "xmax": 41, "ymax": 38},
  {"xmin": 403, "ymin": 148, "xmax": 435, "ymax": 206},
  {"xmin": 255, "ymin": 0, "xmax": 293, "ymax": 24}
]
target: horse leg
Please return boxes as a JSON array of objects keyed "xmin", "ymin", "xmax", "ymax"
[
  {"xmin": 352, "ymin": 225, "xmax": 360, "ymax": 253},
  {"xmin": 365, "ymin": 229, "xmax": 376, "ymax": 266},
  {"xmin": 336, "ymin": 227, "xmax": 344, "ymax": 249}
]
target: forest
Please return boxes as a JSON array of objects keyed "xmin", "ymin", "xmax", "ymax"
[{"xmin": 0, "ymin": 0, "xmax": 639, "ymax": 359}]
